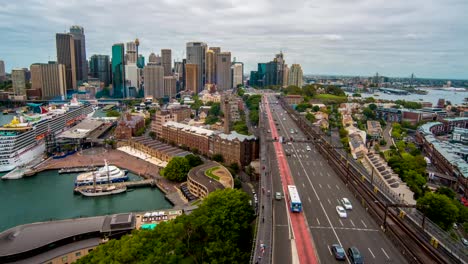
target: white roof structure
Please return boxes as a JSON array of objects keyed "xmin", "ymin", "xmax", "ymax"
[{"xmin": 288, "ymin": 185, "xmax": 301, "ymax": 203}]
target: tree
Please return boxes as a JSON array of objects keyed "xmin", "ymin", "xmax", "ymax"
[
  {"xmin": 362, "ymin": 107, "xmax": 376, "ymax": 120},
  {"xmin": 185, "ymin": 154, "xmax": 203, "ymax": 168},
  {"xmin": 284, "ymin": 85, "xmax": 302, "ymax": 95},
  {"xmin": 149, "ymin": 131, "xmax": 156, "ymax": 140},
  {"xmin": 305, "ymin": 112, "xmax": 316, "ymax": 123},
  {"xmin": 295, "ymin": 102, "xmax": 311, "ymax": 112},
  {"xmin": 77, "ymin": 189, "xmax": 255, "ymax": 264},
  {"xmin": 160, "ymin": 157, "xmax": 191, "ymax": 182},
  {"xmin": 436, "ymin": 187, "xmax": 456, "ymax": 200},
  {"xmin": 212, "ymin": 154, "xmax": 224, "ymax": 162},
  {"xmin": 312, "ymin": 105, "xmax": 320, "ymax": 112},
  {"xmin": 209, "ymin": 102, "xmax": 221, "ymax": 117},
  {"xmin": 369, "ymin": 103, "xmax": 377, "ymax": 110},
  {"xmin": 106, "ymin": 109, "xmax": 121, "ymax": 117},
  {"xmin": 229, "ymin": 163, "xmax": 240, "ymax": 174},
  {"xmin": 417, "ymin": 192, "xmax": 459, "ymax": 230},
  {"xmin": 233, "ymin": 121, "xmax": 249, "ymax": 135}
]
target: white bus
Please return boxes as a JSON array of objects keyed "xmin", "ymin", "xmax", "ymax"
[{"xmin": 287, "ymin": 185, "xmax": 302, "ymax": 212}]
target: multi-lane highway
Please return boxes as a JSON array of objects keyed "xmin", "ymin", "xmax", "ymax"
[{"xmin": 264, "ymin": 94, "xmax": 408, "ymax": 264}]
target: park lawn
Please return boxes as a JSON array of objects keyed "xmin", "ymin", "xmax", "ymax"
[
  {"xmin": 205, "ymin": 166, "xmax": 221, "ymax": 181},
  {"xmin": 315, "ymin": 94, "xmax": 347, "ymax": 101}
]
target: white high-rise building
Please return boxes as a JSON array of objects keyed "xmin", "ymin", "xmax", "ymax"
[
  {"xmin": 126, "ymin": 41, "xmax": 137, "ymax": 64},
  {"xmin": 12, "ymin": 68, "xmax": 26, "ymax": 96},
  {"xmin": 288, "ymin": 64, "xmax": 303, "ymax": 87},
  {"xmin": 231, "ymin": 62, "xmax": 243, "ymax": 88}
]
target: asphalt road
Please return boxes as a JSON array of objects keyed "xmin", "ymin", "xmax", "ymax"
[{"xmin": 265, "ymin": 94, "xmax": 408, "ymax": 264}]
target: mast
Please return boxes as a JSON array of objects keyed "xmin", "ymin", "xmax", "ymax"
[
  {"xmin": 106, "ymin": 159, "xmax": 110, "ymax": 185},
  {"xmin": 93, "ymin": 171, "xmax": 96, "ymax": 192}
]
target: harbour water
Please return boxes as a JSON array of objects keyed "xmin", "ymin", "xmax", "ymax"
[
  {"xmin": 346, "ymin": 88, "xmax": 466, "ymax": 105},
  {"xmin": 0, "ymin": 170, "xmax": 172, "ymax": 232}
]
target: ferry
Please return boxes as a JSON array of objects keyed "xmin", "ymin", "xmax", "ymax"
[
  {"xmin": 0, "ymin": 97, "xmax": 93, "ymax": 172},
  {"xmin": 75, "ymin": 163, "xmax": 128, "ymax": 186}
]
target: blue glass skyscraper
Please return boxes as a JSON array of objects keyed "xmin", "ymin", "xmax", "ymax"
[{"xmin": 112, "ymin": 43, "xmax": 126, "ymax": 98}]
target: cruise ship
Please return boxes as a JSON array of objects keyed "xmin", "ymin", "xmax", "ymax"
[
  {"xmin": 75, "ymin": 163, "xmax": 128, "ymax": 186},
  {"xmin": 0, "ymin": 98, "xmax": 93, "ymax": 172}
]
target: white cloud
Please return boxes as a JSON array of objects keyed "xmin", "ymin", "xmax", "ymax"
[{"xmin": 0, "ymin": 0, "xmax": 466, "ymax": 78}]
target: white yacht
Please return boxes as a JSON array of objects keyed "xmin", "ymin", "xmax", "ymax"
[{"xmin": 75, "ymin": 162, "xmax": 128, "ymax": 186}]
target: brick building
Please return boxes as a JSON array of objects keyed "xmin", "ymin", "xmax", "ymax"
[
  {"xmin": 151, "ymin": 107, "xmax": 192, "ymax": 138},
  {"xmin": 114, "ymin": 113, "xmax": 145, "ymax": 140}
]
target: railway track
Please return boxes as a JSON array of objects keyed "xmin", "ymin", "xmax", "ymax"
[{"xmin": 279, "ymin": 98, "xmax": 452, "ymax": 264}]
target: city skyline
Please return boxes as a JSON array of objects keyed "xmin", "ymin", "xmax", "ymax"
[{"xmin": 0, "ymin": 0, "xmax": 467, "ymax": 79}]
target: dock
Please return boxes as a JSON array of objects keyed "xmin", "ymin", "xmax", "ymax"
[
  {"xmin": 74, "ymin": 179, "xmax": 156, "ymax": 193},
  {"xmin": 58, "ymin": 167, "xmax": 97, "ymax": 174}
]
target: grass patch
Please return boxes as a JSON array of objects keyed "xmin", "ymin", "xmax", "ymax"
[
  {"xmin": 205, "ymin": 166, "xmax": 221, "ymax": 181},
  {"xmin": 383, "ymin": 150, "xmax": 393, "ymax": 161},
  {"xmin": 315, "ymin": 94, "xmax": 346, "ymax": 100}
]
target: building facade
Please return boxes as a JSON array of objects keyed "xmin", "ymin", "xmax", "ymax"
[
  {"xmin": 186, "ymin": 42, "xmax": 207, "ymax": 93},
  {"xmin": 148, "ymin": 53, "xmax": 160, "ymax": 64},
  {"xmin": 69, "ymin": 25, "xmax": 87, "ymax": 83},
  {"xmin": 164, "ymin": 76, "xmax": 177, "ymax": 98},
  {"xmin": 112, "ymin": 43, "xmax": 126, "ymax": 98},
  {"xmin": 185, "ymin": 64, "xmax": 198, "ymax": 94},
  {"xmin": 56, "ymin": 33, "xmax": 77, "ymax": 91},
  {"xmin": 143, "ymin": 64, "xmax": 164, "ymax": 98},
  {"xmin": 89, "ymin": 55, "xmax": 111, "ymax": 87},
  {"xmin": 12, "ymin": 68, "xmax": 26, "ymax": 96},
  {"xmin": 205, "ymin": 49, "xmax": 216, "ymax": 84},
  {"xmin": 161, "ymin": 49, "xmax": 172, "ymax": 76},
  {"xmin": 288, "ymin": 64, "xmax": 303, "ymax": 87},
  {"xmin": 231, "ymin": 62, "xmax": 243, "ymax": 88},
  {"xmin": 30, "ymin": 62, "xmax": 67, "ymax": 99},
  {"xmin": 215, "ymin": 52, "xmax": 232, "ymax": 91},
  {"xmin": 126, "ymin": 41, "xmax": 137, "ymax": 64},
  {"xmin": 0, "ymin": 60, "xmax": 5, "ymax": 81}
]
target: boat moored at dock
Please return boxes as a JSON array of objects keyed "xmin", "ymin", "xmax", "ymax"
[{"xmin": 74, "ymin": 162, "xmax": 128, "ymax": 186}]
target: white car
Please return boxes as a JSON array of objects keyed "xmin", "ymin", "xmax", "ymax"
[
  {"xmin": 341, "ymin": 198, "xmax": 353, "ymax": 210},
  {"xmin": 306, "ymin": 146, "xmax": 311, "ymax": 151},
  {"xmin": 336, "ymin": 206, "xmax": 347, "ymax": 218}
]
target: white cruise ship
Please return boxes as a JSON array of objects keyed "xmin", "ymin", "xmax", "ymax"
[
  {"xmin": 75, "ymin": 163, "xmax": 128, "ymax": 186},
  {"xmin": 0, "ymin": 98, "xmax": 93, "ymax": 172}
]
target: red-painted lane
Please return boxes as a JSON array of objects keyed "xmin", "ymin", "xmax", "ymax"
[{"xmin": 264, "ymin": 96, "xmax": 318, "ymax": 264}]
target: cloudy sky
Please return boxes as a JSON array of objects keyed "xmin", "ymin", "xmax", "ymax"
[{"xmin": 1, "ymin": 0, "xmax": 467, "ymax": 79}]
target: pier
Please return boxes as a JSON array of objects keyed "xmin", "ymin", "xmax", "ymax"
[{"xmin": 58, "ymin": 167, "xmax": 96, "ymax": 174}]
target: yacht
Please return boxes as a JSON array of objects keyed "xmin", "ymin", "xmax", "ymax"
[{"xmin": 75, "ymin": 162, "xmax": 128, "ymax": 186}]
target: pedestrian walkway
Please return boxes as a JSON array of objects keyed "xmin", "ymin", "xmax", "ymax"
[{"xmin": 117, "ymin": 146, "xmax": 168, "ymax": 167}]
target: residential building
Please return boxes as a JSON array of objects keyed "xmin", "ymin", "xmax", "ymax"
[
  {"xmin": 367, "ymin": 120, "xmax": 383, "ymax": 139},
  {"xmin": 288, "ymin": 64, "xmax": 303, "ymax": 87},
  {"xmin": 151, "ymin": 107, "xmax": 192, "ymax": 138},
  {"xmin": 12, "ymin": 68, "xmax": 26, "ymax": 96},
  {"xmin": 69, "ymin": 25, "xmax": 87, "ymax": 82},
  {"xmin": 56, "ymin": 33, "xmax": 77, "ymax": 91},
  {"xmin": 185, "ymin": 64, "xmax": 198, "ymax": 94},
  {"xmin": 205, "ymin": 49, "xmax": 216, "ymax": 84},
  {"xmin": 186, "ymin": 42, "xmax": 207, "ymax": 92},
  {"xmin": 112, "ymin": 43, "xmax": 126, "ymax": 98},
  {"xmin": 216, "ymin": 52, "xmax": 232, "ymax": 91},
  {"xmin": 89, "ymin": 55, "xmax": 111, "ymax": 86},
  {"xmin": 231, "ymin": 62, "xmax": 243, "ymax": 88},
  {"xmin": 161, "ymin": 49, "xmax": 172, "ymax": 76},
  {"xmin": 164, "ymin": 76, "xmax": 177, "ymax": 98},
  {"xmin": 143, "ymin": 64, "xmax": 164, "ymax": 98},
  {"xmin": 30, "ymin": 62, "xmax": 67, "ymax": 99}
]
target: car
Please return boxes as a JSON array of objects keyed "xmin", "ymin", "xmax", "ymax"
[
  {"xmin": 336, "ymin": 206, "xmax": 347, "ymax": 218},
  {"xmin": 275, "ymin": 192, "xmax": 282, "ymax": 200},
  {"xmin": 341, "ymin": 198, "xmax": 353, "ymax": 210},
  {"xmin": 306, "ymin": 146, "xmax": 311, "ymax": 151},
  {"xmin": 347, "ymin": 247, "xmax": 363, "ymax": 264},
  {"xmin": 462, "ymin": 238, "xmax": 468, "ymax": 247},
  {"xmin": 330, "ymin": 244, "xmax": 346, "ymax": 261},
  {"xmin": 267, "ymin": 130, "xmax": 271, "ymax": 133},
  {"xmin": 283, "ymin": 118, "xmax": 286, "ymax": 121}
]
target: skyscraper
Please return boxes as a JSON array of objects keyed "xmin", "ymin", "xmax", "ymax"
[
  {"xmin": 205, "ymin": 49, "xmax": 216, "ymax": 84},
  {"xmin": 275, "ymin": 52, "xmax": 285, "ymax": 86},
  {"xmin": 89, "ymin": 55, "xmax": 111, "ymax": 87},
  {"xmin": 0, "ymin": 60, "xmax": 5, "ymax": 81},
  {"xmin": 161, "ymin": 49, "xmax": 172, "ymax": 76},
  {"xmin": 185, "ymin": 64, "xmax": 198, "ymax": 94},
  {"xmin": 56, "ymin": 33, "xmax": 77, "ymax": 91},
  {"xmin": 264, "ymin": 61, "xmax": 278, "ymax": 86},
  {"xmin": 163, "ymin": 76, "xmax": 177, "ymax": 98},
  {"xmin": 137, "ymin": 55, "xmax": 145, "ymax": 69},
  {"xmin": 288, "ymin": 64, "xmax": 303, "ymax": 87},
  {"xmin": 148, "ymin": 53, "xmax": 161, "ymax": 65},
  {"xmin": 126, "ymin": 41, "xmax": 137, "ymax": 64},
  {"xmin": 232, "ymin": 62, "xmax": 243, "ymax": 88},
  {"xmin": 30, "ymin": 62, "xmax": 67, "ymax": 99},
  {"xmin": 143, "ymin": 64, "xmax": 164, "ymax": 98},
  {"xmin": 186, "ymin": 42, "xmax": 207, "ymax": 92},
  {"xmin": 216, "ymin": 52, "xmax": 232, "ymax": 91},
  {"xmin": 69, "ymin": 25, "xmax": 87, "ymax": 83},
  {"xmin": 112, "ymin": 43, "xmax": 126, "ymax": 98},
  {"xmin": 283, "ymin": 64, "xmax": 289, "ymax": 87},
  {"xmin": 12, "ymin": 68, "xmax": 26, "ymax": 96}
]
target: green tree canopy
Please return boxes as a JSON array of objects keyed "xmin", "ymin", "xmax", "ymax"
[
  {"xmin": 106, "ymin": 109, "xmax": 121, "ymax": 117},
  {"xmin": 77, "ymin": 189, "xmax": 255, "ymax": 264},
  {"xmin": 417, "ymin": 192, "xmax": 459, "ymax": 230},
  {"xmin": 185, "ymin": 154, "xmax": 203, "ymax": 168},
  {"xmin": 284, "ymin": 85, "xmax": 303, "ymax": 95},
  {"xmin": 160, "ymin": 157, "xmax": 191, "ymax": 182},
  {"xmin": 212, "ymin": 154, "xmax": 224, "ymax": 162},
  {"xmin": 295, "ymin": 102, "xmax": 311, "ymax": 112},
  {"xmin": 305, "ymin": 112, "xmax": 316, "ymax": 123}
]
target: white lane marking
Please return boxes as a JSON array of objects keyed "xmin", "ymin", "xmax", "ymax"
[
  {"xmin": 303, "ymin": 183, "xmax": 305, "ymax": 188},
  {"xmin": 339, "ymin": 219, "xmax": 344, "ymax": 226},
  {"xmin": 361, "ymin": 220, "xmax": 367, "ymax": 228},
  {"xmin": 297, "ymin": 171, "xmax": 301, "ymax": 176},
  {"xmin": 320, "ymin": 161, "xmax": 323, "ymax": 166},
  {"xmin": 336, "ymin": 185, "xmax": 340, "ymax": 190},
  {"xmin": 320, "ymin": 172, "xmax": 323, "ymax": 177},
  {"xmin": 319, "ymin": 184, "xmax": 322, "ymax": 189},
  {"xmin": 309, "ymin": 226, "xmax": 380, "ymax": 232},
  {"xmin": 317, "ymin": 218, "xmax": 321, "ymax": 225},
  {"xmin": 368, "ymin": 248, "xmax": 375, "ymax": 258},
  {"xmin": 350, "ymin": 220, "xmax": 355, "ymax": 227},
  {"xmin": 308, "ymin": 196, "xmax": 312, "ymax": 203},
  {"xmin": 381, "ymin": 248, "xmax": 390, "ymax": 259},
  {"xmin": 327, "ymin": 172, "xmax": 331, "ymax": 177},
  {"xmin": 327, "ymin": 184, "xmax": 331, "ymax": 189},
  {"xmin": 329, "ymin": 246, "xmax": 333, "ymax": 255},
  {"xmin": 327, "ymin": 198, "xmax": 331, "ymax": 205}
]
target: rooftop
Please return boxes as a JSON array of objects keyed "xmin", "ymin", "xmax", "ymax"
[
  {"xmin": 58, "ymin": 119, "xmax": 104, "ymax": 139},
  {"xmin": 164, "ymin": 121, "xmax": 214, "ymax": 136}
]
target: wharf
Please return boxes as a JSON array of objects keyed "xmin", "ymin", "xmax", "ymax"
[
  {"xmin": 74, "ymin": 179, "xmax": 156, "ymax": 193},
  {"xmin": 58, "ymin": 167, "xmax": 96, "ymax": 174}
]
